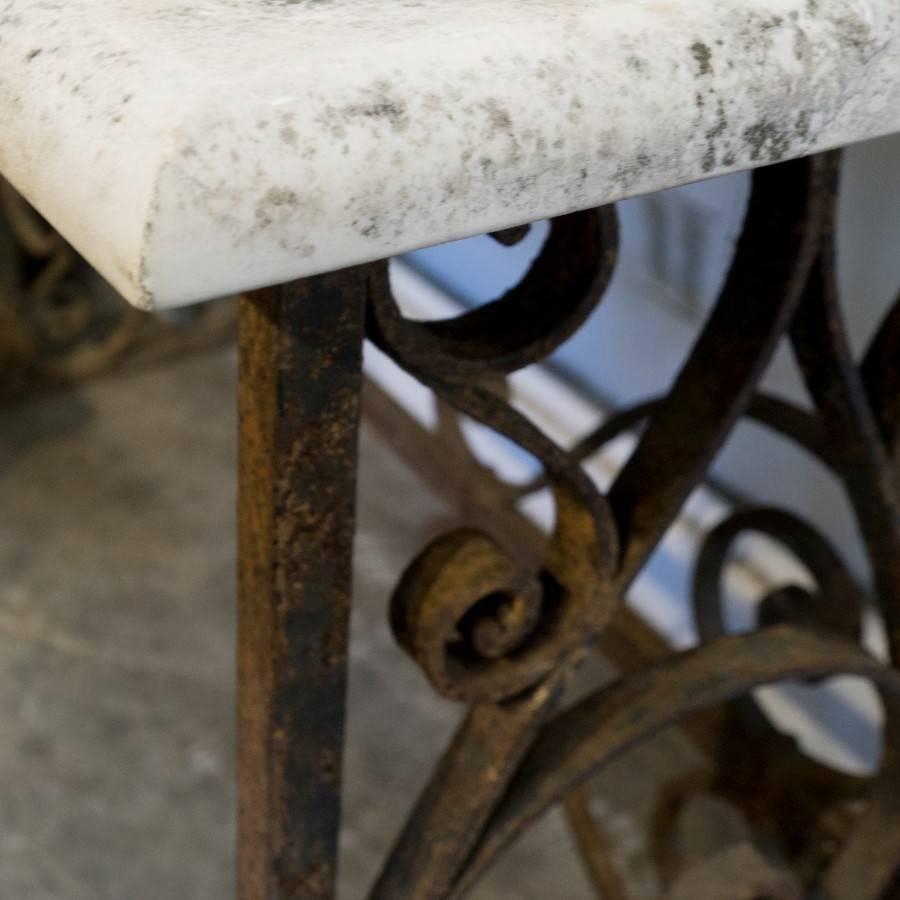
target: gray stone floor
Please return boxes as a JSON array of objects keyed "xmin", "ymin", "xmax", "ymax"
[{"xmin": 0, "ymin": 348, "xmax": 677, "ymax": 898}]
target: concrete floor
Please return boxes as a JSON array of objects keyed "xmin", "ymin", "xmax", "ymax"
[{"xmin": 0, "ymin": 347, "xmax": 678, "ymax": 898}]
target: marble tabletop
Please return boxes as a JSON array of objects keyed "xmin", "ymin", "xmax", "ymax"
[{"xmin": 1, "ymin": 0, "xmax": 899, "ymax": 310}]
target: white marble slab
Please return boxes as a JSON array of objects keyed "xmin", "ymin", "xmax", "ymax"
[{"xmin": 1, "ymin": 0, "xmax": 899, "ymax": 309}]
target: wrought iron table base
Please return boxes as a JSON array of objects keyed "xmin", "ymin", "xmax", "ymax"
[{"xmin": 237, "ymin": 152, "xmax": 900, "ymax": 900}]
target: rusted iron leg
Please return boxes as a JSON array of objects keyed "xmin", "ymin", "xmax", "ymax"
[{"xmin": 237, "ymin": 268, "xmax": 367, "ymax": 900}]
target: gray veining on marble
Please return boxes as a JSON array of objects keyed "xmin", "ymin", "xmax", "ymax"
[{"xmin": 1, "ymin": 0, "xmax": 899, "ymax": 309}]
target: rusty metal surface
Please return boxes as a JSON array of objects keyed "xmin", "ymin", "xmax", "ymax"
[
  {"xmin": 357, "ymin": 150, "xmax": 900, "ymax": 899},
  {"xmin": 238, "ymin": 271, "xmax": 366, "ymax": 900}
]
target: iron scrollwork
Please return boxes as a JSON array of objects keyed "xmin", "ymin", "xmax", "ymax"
[{"xmin": 365, "ymin": 152, "xmax": 900, "ymax": 899}]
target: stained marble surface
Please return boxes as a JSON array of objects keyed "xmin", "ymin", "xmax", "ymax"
[{"xmin": 1, "ymin": 0, "xmax": 899, "ymax": 309}]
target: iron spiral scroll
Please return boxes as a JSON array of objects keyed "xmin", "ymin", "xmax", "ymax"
[{"xmin": 365, "ymin": 152, "xmax": 900, "ymax": 900}]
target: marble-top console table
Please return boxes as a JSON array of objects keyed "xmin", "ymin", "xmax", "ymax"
[{"xmin": 3, "ymin": 2, "xmax": 900, "ymax": 899}]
